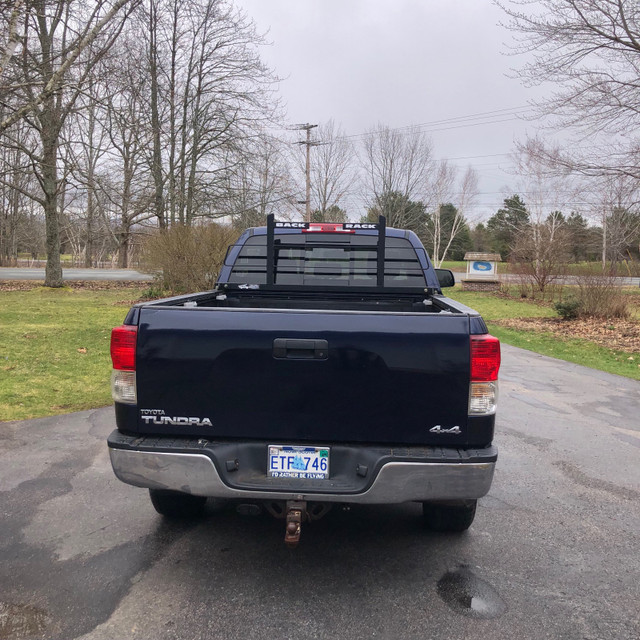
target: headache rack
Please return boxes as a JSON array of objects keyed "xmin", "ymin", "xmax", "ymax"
[
  {"xmin": 267, "ymin": 214, "xmax": 387, "ymax": 287},
  {"xmin": 220, "ymin": 214, "xmax": 435, "ymax": 295}
]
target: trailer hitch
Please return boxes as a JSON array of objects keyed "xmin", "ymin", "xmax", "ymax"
[{"xmin": 284, "ymin": 500, "xmax": 307, "ymax": 548}]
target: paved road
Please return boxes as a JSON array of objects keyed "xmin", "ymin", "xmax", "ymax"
[
  {"xmin": 0, "ymin": 267, "xmax": 152, "ymax": 281},
  {"xmin": 1, "ymin": 346, "xmax": 638, "ymax": 640},
  {"xmin": 2, "ymin": 267, "xmax": 639, "ymax": 288},
  {"xmin": 451, "ymin": 271, "xmax": 640, "ymax": 286}
]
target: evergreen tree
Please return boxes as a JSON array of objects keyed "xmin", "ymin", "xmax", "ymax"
[
  {"xmin": 471, "ymin": 222, "xmax": 491, "ymax": 252},
  {"xmin": 363, "ymin": 191, "xmax": 426, "ymax": 234},
  {"xmin": 311, "ymin": 205, "xmax": 347, "ymax": 223},
  {"xmin": 486, "ymin": 195, "xmax": 530, "ymax": 259},
  {"xmin": 564, "ymin": 212, "xmax": 597, "ymax": 261},
  {"xmin": 448, "ymin": 223, "xmax": 473, "ymax": 261}
]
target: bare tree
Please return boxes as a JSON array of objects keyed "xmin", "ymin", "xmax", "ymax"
[
  {"xmin": 511, "ymin": 213, "xmax": 572, "ymax": 294},
  {"xmin": 0, "ymin": 116, "xmax": 34, "ymax": 264},
  {"xmin": 222, "ymin": 135, "xmax": 294, "ymax": 228},
  {"xmin": 138, "ymin": 0, "xmax": 278, "ymax": 228},
  {"xmin": 422, "ymin": 164, "xmax": 479, "ymax": 267},
  {"xmin": 0, "ymin": 0, "xmax": 137, "ymax": 133},
  {"xmin": 423, "ymin": 160, "xmax": 455, "ymax": 265},
  {"xmin": 590, "ymin": 176, "xmax": 640, "ymax": 272},
  {"xmin": 498, "ymin": 0, "xmax": 640, "ymax": 180},
  {"xmin": 62, "ymin": 73, "xmax": 112, "ymax": 267},
  {"xmin": 1, "ymin": 0, "xmax": 279, "ymax": 279},
  {"xmin": 360, "ymin": 124, "xmax": 433, "ymax": 228},
  {"xmin": 298, "ymin": 119, "xmax": 356, "ymax": 221},
  {"xmin": 1, "ymin": 0, "xmax": 138, "ymax": 286},
  {"xmin": 508, "ymin": 147, "xmax": 576, "ymax": 292},
  {"xmin": 96, "ymin": 37, "xmax": 156, "ymax": 267}
]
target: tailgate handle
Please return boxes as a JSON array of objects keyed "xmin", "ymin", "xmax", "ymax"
[{"xmin": 273, "ymin": 338, "xmax": 328, "ymax": 360}]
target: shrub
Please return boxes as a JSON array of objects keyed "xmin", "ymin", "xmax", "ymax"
[
  {"xmin": 554, "ymin": 297, "xmax": 581, "ymax": 319},
  {"xmin": 140, "ymin": 279, "xmax": 170, "ymax": 300},
  {"xmin": 141, "ymin": 223, "xmax": 239, "ymax": 294},
  {"xmin": 576, "ymin": 274, "xmax": 630, "ymax": 319},
  {"xmin": 553, "ymin": 275, "xmax": 632, "ymax": 320}
]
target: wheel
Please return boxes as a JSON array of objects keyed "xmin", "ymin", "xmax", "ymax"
[
  {"xmin": 149, "ymin": 489, "xmax": 207, "ymax": 519},
  {"xmin": 422, "ymin": 499, "xmax": 477, "ymax": 532}
]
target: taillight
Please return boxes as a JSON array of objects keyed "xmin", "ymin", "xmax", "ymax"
[
  {"xmin": 110, "ymin": 325, "xmax": 137, "ymax": 371},
  {"xmin": 110, "ymin": 325, "xmax": 137, "ymax": 405},
  {"xmin": 470, "ymin": 335, "xmax": 500, "ymax": 381},
  {"xmin": 469, "ymin": 335, "xmax": 500, "ymax": 415}
]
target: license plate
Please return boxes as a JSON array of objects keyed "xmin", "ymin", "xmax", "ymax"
[{"xmin": 268, "ymin": 445, "xmax": 330, "ymax": 480}]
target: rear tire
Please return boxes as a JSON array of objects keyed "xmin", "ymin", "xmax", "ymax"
[
  {"xmin": 149, "ymin": 489, "xmax": 207, "ymax": 519},
  {"xmin": 422, "ymin": 499, "xmax": 477, "ymax": 532}
]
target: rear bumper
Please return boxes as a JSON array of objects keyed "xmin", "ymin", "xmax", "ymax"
[{"xmin": 108, "ymin": 430, "xmax": 497, "ymax": 504}]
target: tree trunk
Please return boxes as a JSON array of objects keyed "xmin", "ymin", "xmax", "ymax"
[
  {"xmin": 118, "ymin": 151, "xmax": 133, "ymax": 269},
  {"xmin": 41, "ymin": 111, "xmax": 63, "ymax": 287},
  {"xmin": 118, "ymin": 230, "xmax": 129, "ymax": 268},
  {"xmin": 168, "ymin": 0, "xmax": 179, "ymax": 226},
  {"xmin": 149, "ymin": 0, "xmax": 165, "ymax": 229},
  {"xmin": 2, "ymin": 156, "xmax": 21, "ymax": 266},
  {"xmin": 601, "ymin": 209, "xmax": 607, "ymax": 272},
  {"xmin": 185, "ymin": 134, "xmax": 199, "ymax": 226},
  {"xmin": 85, "ymin": 101, "xmax": 96, "ymax": 267},
  {"xmin": 85, "ymin": 187, "xmax": 94, "ymax": 267}
]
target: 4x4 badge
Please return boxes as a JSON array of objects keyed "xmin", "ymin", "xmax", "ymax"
[{"xmin": 430, "ymin": 425, "xmax": 461, "ymax": 434}]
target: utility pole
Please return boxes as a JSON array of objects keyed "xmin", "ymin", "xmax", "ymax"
[{"xmin": 294, "ymin": 123, "xmax": 318, "ymax": 222}]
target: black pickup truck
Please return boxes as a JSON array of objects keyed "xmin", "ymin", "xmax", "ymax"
[{"xmin": 108, "ymin": 216, "xmax": 500, "ymax": 545}]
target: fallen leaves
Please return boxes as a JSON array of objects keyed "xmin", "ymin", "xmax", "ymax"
[
  {"xmin": 493, "ymin": 317, "xmax": 640, "ymax": 354},
  {"xmin": 0, "ymin": 280, "xmax": 143, "ymax": 292}
]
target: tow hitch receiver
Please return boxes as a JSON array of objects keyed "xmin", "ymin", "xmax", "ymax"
[{"xmin": 284, "ymin": 500, "xmax": 307, "ymax": 548}]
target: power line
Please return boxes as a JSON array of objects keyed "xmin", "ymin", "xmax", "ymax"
[
  {"xmin": 467, "ymin": 201, "xmax": 615, "ymax": 208},
  {"xmin": 444, "ymin": 152, "xmax": 512, "ymax": 161},
  {"xmin": 339, "ymin": 105, "xmax": 532, "ymax": 141},
  {"xmin": 276, "ymin": 106, "xmax": 533, "ymax": 162},
  {"xmin": 346, "ymin": 105, "xmax": 530, "ymax": 135},
  {"xmin": 269, "ymin": 106, "xmax": 531, "ymax": 144}
]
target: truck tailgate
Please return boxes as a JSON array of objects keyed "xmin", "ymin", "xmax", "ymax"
[{"xmin": 132, "ymin": 306, "xmax": 472, "ymax": 446}]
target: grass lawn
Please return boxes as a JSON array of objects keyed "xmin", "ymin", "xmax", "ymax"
[
  {"xmin": 439, "ymin": 260, "xmax": 467, "ymax": 272},
  {"xmin": 0, "ymin": 286, "xmax": 142, "ymax": 421},
  {"xmin": 439, "ymin": 260, "xmax": 640, "ymax": 277},
  {"xmin": 447, "ymin": 288, "xmax": 640, "ymax": 381}
]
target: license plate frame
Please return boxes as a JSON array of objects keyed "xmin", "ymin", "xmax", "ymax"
[{"xmin": 267, "ymin": 445, "xmax": 330, "ymax": 480}]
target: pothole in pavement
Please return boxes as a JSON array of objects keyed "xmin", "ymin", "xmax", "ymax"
[{"xmin": 437, "ymin": 565, "xmax": 507, "ymax": 619}]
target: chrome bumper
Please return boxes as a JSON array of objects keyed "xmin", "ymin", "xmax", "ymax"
[{"xmin": 109, "ymin": 448, "xmax": 495, "ymax": 504}]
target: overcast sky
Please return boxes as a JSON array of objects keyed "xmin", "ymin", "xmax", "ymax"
[{"xmin": 234, "ymin": 0, "xmax": 545, "ymax": 221}]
